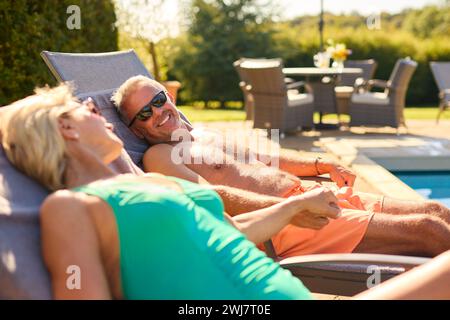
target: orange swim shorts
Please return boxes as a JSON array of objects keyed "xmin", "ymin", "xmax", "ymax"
[{"xmin": 258, "ymin": 182, "xmax": 383, "ymax": 259}]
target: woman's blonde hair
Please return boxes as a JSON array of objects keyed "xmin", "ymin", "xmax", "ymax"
[{"xmin": 1, "ymin": 83, "xmax": 79, "ymax": 191}]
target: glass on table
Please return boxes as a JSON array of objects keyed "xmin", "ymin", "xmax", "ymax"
[{"xmin": 313, "ymin": 52, "xmax": 331, "ymax": 69}]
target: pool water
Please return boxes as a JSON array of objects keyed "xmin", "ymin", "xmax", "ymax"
[{"xmin": 393, "ymin": 171, "xmax": 450, "ymax": 207}]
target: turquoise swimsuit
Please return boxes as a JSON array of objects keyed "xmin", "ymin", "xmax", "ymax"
[{"xmin": 73, "ymin": 176, "xmax": 312, "ymax": 300}]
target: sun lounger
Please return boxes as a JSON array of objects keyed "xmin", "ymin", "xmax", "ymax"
[{"xmin": 0, "ymin": 50, "xmax": 429, "ymax": 299}]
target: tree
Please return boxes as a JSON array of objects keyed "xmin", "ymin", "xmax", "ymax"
[
  {"xmin": 170, "ymin": 0, "xmax": 277, "ymax": 106},
  {"xmin": 402, "ymin": 5, "xmax": 450, "ymax": 38},
  {"xmin": 114, "ymin": 0, "xmax": 179, "ymax": 81}
]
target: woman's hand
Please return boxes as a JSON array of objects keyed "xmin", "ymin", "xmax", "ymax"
[
  {"xmin": 228, "ymin": 187, "xmax": 341, "ymax": 244},
  {"xmin": 288, "ymin": 187, "xmax": 341, "ymax": 230}
]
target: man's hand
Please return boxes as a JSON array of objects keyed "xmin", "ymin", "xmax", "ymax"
[
  {"xmin": 319, "ymin": 159, "xmax": 356, "ymax": 188},
  {"xmin": 288, "ymin": 187, "xmax": 341, "ymax": 230}
]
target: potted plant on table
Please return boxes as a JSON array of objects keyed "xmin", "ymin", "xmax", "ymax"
[{"xmin": 326, "ymin": 39, "xmax": 352, "ymax": 71}]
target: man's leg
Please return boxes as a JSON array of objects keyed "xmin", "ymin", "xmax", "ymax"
[
  {"xmin": 353, "ymin": 212, "xmax": 450, "ymax": 257},
  {"xmin": 381, "ymin": 197, "xmax": 450, "ymax": 224},
  {"xmin": 355, "ymin": 191, "xmax": 450, "ymax": 224}
]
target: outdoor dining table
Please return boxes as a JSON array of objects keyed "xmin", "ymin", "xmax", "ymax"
[{"xmin": 283, "ymin": 67, "xmax": 363, "ymax": 129}]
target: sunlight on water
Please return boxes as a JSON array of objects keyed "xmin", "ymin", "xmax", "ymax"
[{"xmin": 393, "ymin": 171, "xmax": 450, "ymax": 207}]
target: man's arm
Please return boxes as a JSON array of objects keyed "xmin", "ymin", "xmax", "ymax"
[
  {"xmin": 211, "ymin": 185, "xmax": 282, "ymax": 215},
  {"xmin": 143, "ymin": 144, "xmax": 283, "ymax": 215},
  {"xmin": 256, "ymin": 148, "xmax": 356, "ymax": 188}
]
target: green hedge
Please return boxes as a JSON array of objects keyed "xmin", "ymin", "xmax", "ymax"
[{"xmin": 0, "ymin": 0, "xmax": 117, "ymax": 106}]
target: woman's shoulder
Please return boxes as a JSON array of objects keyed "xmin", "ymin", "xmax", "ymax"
[{"xmin": 41, "ymin": 189, "xmax": 101, "ymax": 215}]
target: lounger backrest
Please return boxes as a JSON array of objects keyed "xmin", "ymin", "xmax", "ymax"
[
  {"xmin": 430, "ymin": 62, "xmax": 450, "ymax": 92},
  {"xmin": 41, "ymin": 50, "xmax": 151, "ymax": 95},
  {"xmin": 40, "ymin": 50, "xmax": 192, "ymax": 127}
]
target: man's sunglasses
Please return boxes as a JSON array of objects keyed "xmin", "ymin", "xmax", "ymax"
[{"xmin": 127, "ymin": 91, "xmax": 167, "ymax": 127}]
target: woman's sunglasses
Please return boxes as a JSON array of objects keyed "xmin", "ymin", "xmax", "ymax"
[{"xmin": 128, "ymin": 91, "xmax": 167, "ymax": 127}]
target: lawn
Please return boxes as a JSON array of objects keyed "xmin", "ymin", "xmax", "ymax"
[{"xmin": 179, "ymin": 106, "xmax": 449, "ymax": 123}]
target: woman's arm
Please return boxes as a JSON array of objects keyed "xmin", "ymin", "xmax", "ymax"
[
  {"xmin": 40, "ymin": 191, "xmax": 111, "ymax": 299},
  {"xmin": 225, "ymin": 187, "xmax": 341, "ymax": 244}
]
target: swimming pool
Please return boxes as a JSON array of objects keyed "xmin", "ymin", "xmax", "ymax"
[{"xmin": 393, "ymin": 171, "xmax": 450, "ymax": 207}]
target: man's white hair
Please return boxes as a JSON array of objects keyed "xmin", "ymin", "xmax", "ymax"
[{"xmin": 111, "ymin": 75, "xmax": 158, "ymax": 114}]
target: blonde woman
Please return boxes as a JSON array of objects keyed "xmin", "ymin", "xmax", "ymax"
[{"xmin": 1, "ymin": 84, "xmax": 449, "ymax": 300}]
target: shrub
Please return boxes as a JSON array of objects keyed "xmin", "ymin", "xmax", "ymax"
[{"xmin": 0, "ymin": 0, "xmax": 117, "ymax": 106}]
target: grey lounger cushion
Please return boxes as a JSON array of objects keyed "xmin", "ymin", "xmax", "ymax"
[{"xmin": 0, "ymin": 144, "xmax": 51, "ymax": 299}]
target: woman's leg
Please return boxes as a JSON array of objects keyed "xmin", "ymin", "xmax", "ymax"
[{"xmin": 355, "ymin": 251, "xmax": 450, "ymax": 299}]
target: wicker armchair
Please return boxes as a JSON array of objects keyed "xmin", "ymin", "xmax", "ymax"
[
  {"xmin": 430, "ymin": 61, "xmax": 450, "ymax": 123},
  {"xmin": 334, "ymin": 59, "xmax": 378, "ymax": 115},
  {"xmin": 341, "ymin": 59, "xmax": 378, "ymax": 87},
  {"xmin": 234, "ymin": 58, "xmax": 295, "ymax": 121},
  {"xmin": 239, "ymin": 59, "xmax": 314, "ymax": 134},
  {"xmin": 349, "ymin": 58, "xmax": 417, "ymax": 129},
  {"xmin": 234, "ymin": 58, "xmax": 278, "ymax": 121}
]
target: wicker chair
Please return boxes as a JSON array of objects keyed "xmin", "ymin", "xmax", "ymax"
[
  {"xmin": 234, "ymin": 58, "xmax": 294, "ymax": 121},
  {"xmin": 341, "ymin": 59, "xmax": 378, "ymax": 86},
  {"xmin": 335, "ymin": 59, "xmax": 378, "ymax": 115},
  {"xmin": 234, "ymin": 58, "xmax": 279, "ymax": 121},
  {"xmin": 349, "ymin": 58, "xmax": 417, "ymax": 129},
  {"xmin": 430, "ymin": 61, "xmax": 450, "ymax": 123},
  {"xmin": 239, "ymin": 59, "xmax": 314, "ymax": 135}
]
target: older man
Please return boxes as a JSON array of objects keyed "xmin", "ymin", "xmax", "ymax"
[{"xmin": 112, "ymin": 75, "xmax": 450, "ymax": 258}]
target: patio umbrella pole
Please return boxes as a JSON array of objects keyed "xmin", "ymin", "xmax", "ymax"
[
  {"xmin": 319, "ymin": 0, "xmax": 324, "ymax": 51},
  {"xmin": 315, "ymin": 0, "xmax": 339, "ymax": 130}
]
